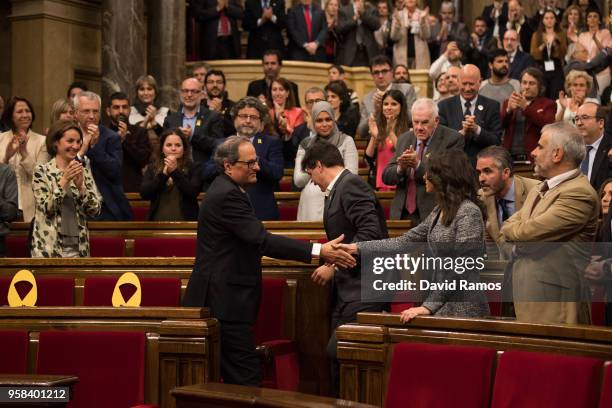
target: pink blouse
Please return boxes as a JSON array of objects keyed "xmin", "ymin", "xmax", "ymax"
[{"xmin": 376, "ymin": 138, "xmax": 396, "ymax": 191}]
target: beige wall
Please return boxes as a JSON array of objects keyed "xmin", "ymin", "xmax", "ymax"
[{"xmin": 10, "ymin": 0, "xmax": 102, "ymax": 133}]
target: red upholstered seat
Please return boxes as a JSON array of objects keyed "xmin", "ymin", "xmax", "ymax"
[
  {"xmin": 6, "ymin": 236, "xmax": 28, "ymax": 257},
  {"xmin": 0, "ymin": 330, "xmax": 28, "ymax": 374},
  {"xmin": 383, "ymin": 204, "xmax": 391, "ymax": 220},
  {"xmin": 491, "ymin": 350, "xmax": 602, "ymax": 408},
  {"xmin": 385, "ymin": 342, "xmax": 496, "ymax": 408},
  {"xmin": 37, "ymin": 330, "xmax": 147, "ymax": 408},
  {"xmin": 591, "ymin": 285, "xmax": 606, "ymax": 326},
  {"xmin": 0, "ymin": 277, "xmax": 74, "ymax": 306},
  {"xmin": 599, "ymin": 363, "xmax": 612, "ymax": 408},
  {"xmin": 278, "ymin": 205, "xmax": 298, "ymax": 221},
  {"xmin": 279, "ymin": 179, "xmax": 293, "ymax": 192},
  {"xmin": 90, "ymin": 236, "xmax": 125, "ymax": 257},
  {"xmin": 254, "ymin": 278, "xmax": 299, "ymax": 391},
  {"xmin": 83, "ymin": 276, "xmax": 181, "ymax": 307},
  {"xmin": 132, "ymin": 237, "xmax": 196, "ymax": 257},
  {"xmin": 132, "ymin": 206, "xmax": 149, "ymax": 221}
]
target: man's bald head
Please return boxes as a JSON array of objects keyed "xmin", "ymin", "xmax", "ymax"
[
  {"xmin": 180, "ymin": 77, "xmax": 204, "ymax": 110},
  {"xmin": 459, "ymin": 65, "xmax": 481, "ymax": 101}
]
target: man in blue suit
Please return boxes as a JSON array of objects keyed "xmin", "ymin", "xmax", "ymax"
[
  {"xmin": 234, "ymin": 97, "xmax": 284, "ymax": 220},
  {"xmin": 74, "ymin": 92, "xmax": 132, "ymax": 221},
  {"xmin": 286, "ymin": 0, "xmax": 328, "ymax": 61}
]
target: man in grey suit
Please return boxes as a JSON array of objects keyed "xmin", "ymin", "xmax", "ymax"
[
  {"xmin": 383, "ymin": 98, "xmax": 463, "ymax": 223},
  {"xmin": 357, "ymin": 55, "xmax": 417, "ymax": 137},
  {"xmin": 302, "ymin": 139, "xmax": 388, "ymax": 396},
  {"xmin": 335, "ymin": 0, "xmax": 380, "ymax": 67}
]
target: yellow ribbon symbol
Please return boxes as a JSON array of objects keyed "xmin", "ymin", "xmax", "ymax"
[
  {"xmin": 8, "ymin": 270, "xmax": 37, "ymax": 307},
  {"xmin": 111, "ymin": 272, "xmax": 142, "ymax": 307}
]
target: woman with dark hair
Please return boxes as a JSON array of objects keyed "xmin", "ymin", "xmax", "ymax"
[
  {"xmin": 324, "ymin": 80, "xmax": 360, "ymax": 137},
  {"xmin": 0, "ymin": 96, "xmax": 49, "ymax": 221},
  {"xmin": 338, "ymin": 149, "xmax": 490, "ymax": 322},
  {"xmin": 364, "ymin": 89, "xmax": 408, "ymax": 191},
  {"xmin": 530, "ymin": 9, "xmax": 568, "ymax": 99},
  {"xmin": 140, "ymin": 128, "xmax": 202, "ymax": 221},
  {"xmin": 269, "ymin": 77, "xmax": 305, "ymax": 142},
  {"xmin": 578, "ymin": 8, "xmax": 611, "ymax": 96},
  {"xmin": 31, "ymin": 120, "xmax": 101, "ymax": 257},
  {"xmin": 129, "ymin": 75, "xmax": 170, "ymax": 132}
]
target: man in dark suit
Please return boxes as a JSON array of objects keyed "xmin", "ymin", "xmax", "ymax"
[
  {"xmin": 576, "ymin": 102, "xmax": 612, "ymax": 191},
  {"xmin": 204, "ymin": 70, "xmax": 236, "ymax": 137},
  {"xmin": 75, "ymin": 92, "xmax": 132, "ymax": 221},
  {"xmin": 465, "ymin": 16, "xmax": 499, "ymax": 78},
  {"xmin": 242, "ymin": 0, "xmax": 287, "ymax": 59},
  {"xmin": 335, "ymin": 0, "xmax": 380, "ymax": 67},
  {"xmin": 503, "ymin": 29, "xmax": 534, "ymax": 80},
  {"xmin": 481, "ymin": 0, "xmax": 507, "ymax": 39},
  {"xmin": 501, "ymin": 0, "xmax": 533, "ymax": 54},
  {"xmin": 286, "ymin": 0, "xmax": 328, "ymax": 62},
  {"xmin": 438, "ymin": 64, "xmax": 502, "ymax": 164},
  {"xmin": 182, "ymin": 135, "xmax": 356, "ymax": 386},
  {"xmin": 383, "ymin": 98, "xmax": 464, "ymax": 223},
  {"xmin": 163, "ymin": 78, "xmax": 224, "ymax": 170},
  {"xmin": 302, "ymin": 139, "xmax": 388, "ymax": 396},
  {"xmin": 192, "ymin": 0, "xmax": 244, "ymax": 59},
  {"xmin": 246, "ymin": 50, "xmax": 300, "ymax": 107},
  {"xmin": 431, "ymin": 1, "xmax": 470, "ymax": 57}
]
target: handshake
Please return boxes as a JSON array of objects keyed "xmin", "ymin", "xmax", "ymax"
[{"xmin": 313, "ymin": 235, "xmax": 360, "ymax": 285}]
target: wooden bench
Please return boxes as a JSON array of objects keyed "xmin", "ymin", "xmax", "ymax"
[
  {"xmin": 0, "ymin": 307, "xmax": 219, "ymax": 408},
  {"xmin": 336, "ymin": 313, "xmax": 612, "ymax": 406}
]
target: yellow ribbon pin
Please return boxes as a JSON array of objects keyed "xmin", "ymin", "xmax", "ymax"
[
  {"xmin": 8, "ymin": 270, "xmax": 37, "ymax": 307},
  {"xmin": 111, "ymin": 272, "xmax": 142, "ymax": 307}
]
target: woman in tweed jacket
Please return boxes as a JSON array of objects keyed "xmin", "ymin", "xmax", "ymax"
[{"xmin": 341, "ymin": 149, "xmax": 490, "ymax": 322}]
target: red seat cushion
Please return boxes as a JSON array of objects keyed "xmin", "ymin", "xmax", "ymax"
[
  {"xmin": 90, "ymin": 236, "xmax": 125, "ymax": 257},
  {"xmin": 37, "ymin": 331, "xmax": 146, "ymax": 408},
  {"xmin": 132, "ymin": 206, "xmax": 149, "ymax": 221},
  {"xmin": 132, "ymin": 237, "xmax": 196, "ymax": 257},
  {"xmin": 0, "ymin": 330, "xmax": 28, "ymax": 373},
  {"xmin": 599, "ymin": 363, "xmax": 612, "ymax": 408},
  {"xmin": 279, "ymin": 180, "xmax": 292, "ymax": 192},
  {"xmin": 491, "ymin": 350, "xmax": 603, "ymax": 408},
  {"xmin": 591, "ymin": 285, "xmax": 606, "ymax": 326},
  {"xmin": 385, "ymin": 342, "xmax": 496, "ymax": 408},
  {"xmin": 0, "ymin": 277, "xmax": 74, "ymax": 306},
  {"xmin": 6, "ymin": 236, "xmax": 28, "ymax": 257},
  {"xmin": 83, "ymin": 277, "xmax": 181, "ymax": 307},
  {"xmin": 278, "ymin": 206, "xmax": 298, "ymax": 221}
]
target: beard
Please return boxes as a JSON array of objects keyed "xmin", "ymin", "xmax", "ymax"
[
  {"xmin": 237, "ymin": 125, "xmax": 257, "ymax": 137},
  {"xmin": 492, "ymin": 67, "xmax": 508, "ymax": 77}
]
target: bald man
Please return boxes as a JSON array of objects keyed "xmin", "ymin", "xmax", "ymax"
[
  {"xmin": 163, "ymin": 77, "xmax": 224, "ymax": 174},
  {"xmin": 438, "ymin": 64, "xmax": 502, "ymax": 164}
]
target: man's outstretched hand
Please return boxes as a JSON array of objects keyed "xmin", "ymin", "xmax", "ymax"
[{"xmin": 320, "ymin": 234, "xmax": 357, "ymax": 269}]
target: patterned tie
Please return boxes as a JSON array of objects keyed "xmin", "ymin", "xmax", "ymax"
[
  {"xmin": 304, "ymin": 5, "xmax": 312, "ymax": 41},
  {"xmin": 464, "ymin": 100, "xmax": 472, "ymax": 117},
  {"xmin": 219, "ymin": 11, "xmax": 231, "ymax": 36},
  {"xmin": 405, "ymin": 141, "xmax": 425, "ymax": 214},
  {"xmin": 580, "ymin": 145, "xmax": 593, "ymax": 176}
]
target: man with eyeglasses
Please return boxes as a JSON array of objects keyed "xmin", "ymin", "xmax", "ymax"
[
  {"xmin": 183, "ymin": 135, "xmax": 357, "ymax": 387},
  {"xmin": 204, "ymin": 69, "xmax": 236, "ymax": 137},
  {"xmin": 357, "ymin": 55, "xmax": 417, "ymax": 138},
  {"xmin": 163, "ymin": 78, "xmax": 224, "ymax": 187},
  {"xmin": 574, "ymin": 102, "xmax": 612, "ymax": 191},
  {"xmin": 288, "ymin": 87, "xmax": 326, "ymax": 167}
]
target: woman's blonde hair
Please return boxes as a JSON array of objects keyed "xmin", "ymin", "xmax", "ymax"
[{"xmin": 564, "ymin": 70, "xmax": 593, "ymax": 96}]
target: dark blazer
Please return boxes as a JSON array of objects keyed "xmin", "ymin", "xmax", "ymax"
[
  {"xmin": 438, "ymin": 94, "xmax": 502, "ymax": 163},
  {"xmin": 337, "ymin": 105, "xmax": 360, "ymax": 137},
  {"xmin": 246, "ymin": 133, "xmax": 284, "ymax": 220},
  {"xmin": 500, "ymin": 21, "xmax": 534, "ymax": 54},
  {"xmin": 246, "ymin": 78, "xmax": 301, "ymax": 107},
  {"xmin": 324, "ymin": 169, "xmax": 388, "ymax": 302},
  {"xmin": 286, "ymin": 3, "xmax": 328, "ymax": 61},
  {"xmin": 192, "ymin": 0, "xmax": 244, "ymax": 59},
  {"xmin": 481, "ymin": 2, "xmax": 508, "ymax": 37},
  {"xmin": 242, "ymin": 0, "xmax": 287, "ymax": 59},
  {"xmin": 508, "ymin": 50, "xmax": 534, "ymax": 80},
  {"xmin": 335, "ymin": 3, "xmax": 380, "ymax": 66},
  {"xmin": 283, "ymin": 122, "xmax": 310, "ymax": 168},
  {"xmin": 87, "ymin": 125, "xmax": 133, "ymax": 221},
  {"xmin": 182, "ymin": 173, "xmax": 313, "ymax": 324},
  {"xmin": 465, "ymin": 34, "xmax": 499, "ymax": 78},
  {"xmin": 588, "ymin": 132, "xmax": 612, "ymax": 192},
  {"xmin": 382, "ymin": 125, "xmax": 464, "ymax": 220},
  {"xmin": 565, "ymin": 51, "xmax": 612, "ymax": 98},
  {"xmin": 501, "ymin": 96, "xmax": 555, "ymax": 156},
  {"xmin": 108, "ymin": 122, "xmax": 151, "ymax": 193},
  {"xmin": 140, "ymin": 163, "xmax": 203, "ymax": 221},
  {"xmin": 163, "ymin": 107, "xmax": 225, "ymax": 165}
]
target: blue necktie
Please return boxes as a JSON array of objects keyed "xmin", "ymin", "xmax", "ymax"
[{"xmin": 580, "ymin": 145, "xmax": 593, "ymax": 176}]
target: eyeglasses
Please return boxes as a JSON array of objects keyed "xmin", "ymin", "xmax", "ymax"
[
  {"xmin": 306, "ymin": 98, "xmax": 325, "ymax": 105},
  {"xmin": 572, "ymin": 115, "xmax": 596, "ymax": 123},
  {"xmin": 235, "ymin": 157, "xmax": 260, "ymax": 169},
  {"xmin": 371, "ymin": 68, "xmax": 391, "ymax": 76},
  {"xmin": 181, "ymin": 89, "xmax": 201, "ymax": 94},
  {"xmin": 237, "ymin": 113, "xmax": 261, "ymax": 121}
]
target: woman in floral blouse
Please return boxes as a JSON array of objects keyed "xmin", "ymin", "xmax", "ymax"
[{"xmin": 31, "ymin": 120, "xmax": 101, "ymax": 257}]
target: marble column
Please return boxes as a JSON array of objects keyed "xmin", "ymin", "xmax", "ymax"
[
  {"xmin": 148, "ymin": 0, "xmax": 186, "ymax": 111},
  {"xmin": 101, "ymin": 0, "xmax": 147, "ymax": 105}
]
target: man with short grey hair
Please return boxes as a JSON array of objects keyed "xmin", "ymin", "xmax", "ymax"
[
  {"xmin": 501, "ymin": 121, "xmax": 599, "ymax": 325},
  {"xmin": 382, "ymin": 97, "xmax": 463, "ymax": 223}
]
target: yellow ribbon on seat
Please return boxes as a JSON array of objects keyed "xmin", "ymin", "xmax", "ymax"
[
  {"xmin": 8, "ymin": 269, "xmax": 37, "ymax": 307},
  {"xmin": 111, "ymin": 272, "xmax": 142, "ymax": 307}
]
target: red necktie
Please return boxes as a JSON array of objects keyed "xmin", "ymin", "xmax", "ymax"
[
  {"xmin": 304, "ymin": 5, "xmax": 312, "ymax": 41},
  {"xmin": 219, "ymin": 11, "xmax": 230, "ymax": 36},
  {"xmin": 405, "ymin": 141, "xmax": 425, "ymax": 214}
]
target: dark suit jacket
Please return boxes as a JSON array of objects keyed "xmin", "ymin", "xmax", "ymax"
[
  {"xmin": 589, "ymin": 133, "xmax": 612, "ymax": 192},
  {"xmin": 565, "ymin": 51, "xmax": 612, "ymax": 98},
  {"xmin": 246, "ymin": 78, "xmax": 301, "ymax": 107},
  {"xmin": 87, "ymin": 125, "xmax": 133, "ymax": 221},
  {"xmin": 500, "ymin": 21, "xmax": 534, "ymax": 54},
  {"xmin": 324, "ymin": 169, "xmax": 388, "ymax": 302},
  {"xmin": 482, "ymin": 3, "xmax": 507, "ymax": 37},
  {"xmin": 466, "ymin": 34, "xmax": 499, "ymax": 78},
  {"xmin": 508, "ymin": 50, "xmax": 534, "ymax": 80},
  {"xmin": 438, "ymin": 94, "xmax": 502, "ymax": 163},
  {"xmin": 163, "ymin": 107, "xmax": 225, "ymax": 165},
  {"xmin": 108, "ymin": 122, "xmax": 151, "ymax": 193},
  {"xmin": 182, "ymin": 173, "xmax": 313, "ymax": 324},
  {"xmin": 286, "ymin": 3, "xmax": 328, "ymax": 61},
  {"xmin": 192, "ymin": 0, "xmax": 244, "ymax": 59},
  {"xmin": 501, "ymin": 96, "xmax": 555, "ymax": 156},
  {"xmin": 382, "ymin": 125, "xmax": 464, "ymax": 220},
  {"xmin": 242, "ymin": 0, "xmax": 287, "ymax": 59},
  {"xmin": 246, "ymin": 133, "xmax": 284, "ymax": 220},
  {"xmin": 335, "ymin": 3, "xmax": 380, "ymax": 66}
]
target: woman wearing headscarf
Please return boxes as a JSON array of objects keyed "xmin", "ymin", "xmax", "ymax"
[{"xmin": 294, "ymin": 101, "xmax": 359, "ymax": 221}]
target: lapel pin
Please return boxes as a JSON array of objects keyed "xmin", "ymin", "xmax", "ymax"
[
  {"xmin": 196, "ymin": 119, "xmax": 201, "ymax": 127},
  {"xmin": 257, "ymin": 138, "xmax": 262, "ymax": 144},
  {"xmin": 477, "ymin": 105, "xmax": 483, "ymax": 111}
]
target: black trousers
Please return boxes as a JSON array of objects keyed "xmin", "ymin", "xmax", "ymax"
[
  {"xmin": 219, "ymin": 320, "xmax": 261, "ymax": 386},
  {"xmin": 214, "ymin": 36, "xmax": 237, "ymax": 59}
]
